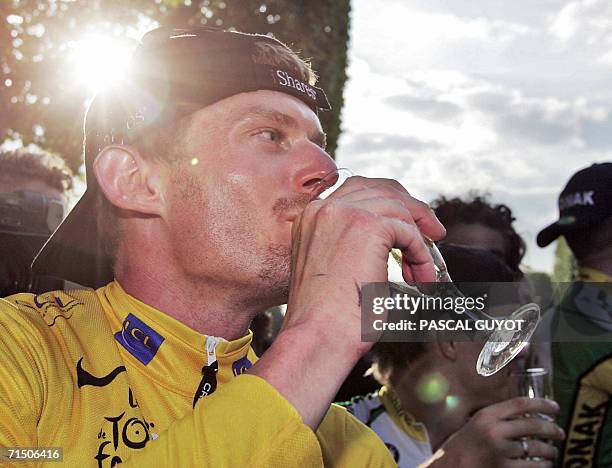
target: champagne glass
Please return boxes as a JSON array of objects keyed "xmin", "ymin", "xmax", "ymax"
[
  {"xmin": 510, "ymin": 368, "xmax": 553, "ymax": 461},
  {"xmin": 511, "ymin": 368, "xmax": 553, "ymax": 402},
  {"xmin": 312, "ymin": 168, "xmax": 540, "ymax": 377}
]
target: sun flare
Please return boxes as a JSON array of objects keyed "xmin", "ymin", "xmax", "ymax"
[{"xmin": 71, "ymin": 35, "xmax": 133, "ymax": 92}]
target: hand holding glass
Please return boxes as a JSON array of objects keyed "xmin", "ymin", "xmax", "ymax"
[
  {"xmin": 511, "ymin": 368, "xmax": 554, "ymax": 461},
  {"xmin": 312, "ymin": 168, "xmax": 540, "ymax": 376}
]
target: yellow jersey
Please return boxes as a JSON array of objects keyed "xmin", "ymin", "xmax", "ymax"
[
  {"xmin": 0, "ymin": 281, "xmax": 394, "ymax": 467},
  {"xmin": 341, "ymin": 387, "xmax": 432, "ymax": 467},
  {"xmin": 553, "ymin": 267, "xmax": 612, "ymax": 467}
]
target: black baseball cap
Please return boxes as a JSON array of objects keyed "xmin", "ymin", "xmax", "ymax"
[
  {"xmin": 32, "ymin": 27, "xmax": 331, "ymax": 287},
  {"xmin": 537, "ymin": 162, "xmax": 612, "ymax": 247}
]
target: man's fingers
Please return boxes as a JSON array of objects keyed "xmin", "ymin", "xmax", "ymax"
[
  {"xmin": 406, "ymin": 197, "xmax": 446, "ymax": 241},
  {"xmin": 326, "ymin": 177, "xmax": 446, "ymax": 241},
  {"xmin": 504, "ymin": 460, "xmax": 553, "ymax": 468},
  {"xmin": 484, "ymin": 397, "xmax": 560, "ymax": 420},
  {"xmin": 339, "ymin": 197, "xmax": 441, "ymax": 283},
  {"xmin": 503, "ymin": 417, "xmax": 565, "ymax": 441},
  {"xmin": 381, "ymin": 218, "xmax": 437, "ymax": 283},
  {"xmin": 510, "ymin": 439, "xmax": 558, "ymax": 460},
  {"xmin": 316, "ymin": 197, "xmax": 437, "ymax": 283},
  {"xmin": 526, "ymin": 439, "xmax": 559, "ymax": 461},
  {"xmin": 324, "ymin": 175, "xmax": 401, "ymax": 198},
  {"xmin": 344, "ymin": 197, "xmax": 417, "ymax": 226}
]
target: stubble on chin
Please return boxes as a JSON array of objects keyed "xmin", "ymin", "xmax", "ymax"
[
  {"xmin": 257, "ymin": 243, "xmax": 292, "ymax": 302},
  {"xmin": 257, "ymin": 194, "xmax": 311, "ymax": 302}
]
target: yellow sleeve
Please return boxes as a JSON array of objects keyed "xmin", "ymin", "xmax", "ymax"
[
  {"xmin": 0, "ymin": 298, "xmax": 47, "ymax": 452},
  {"xmin": 584, "ymin": 357, "xmax": 612, "ymax": 395},
  {"xmin": 121, "ymin": 374, "xmax": 325, "ymax": 467},
  {"xmin": 316, "ymin": 404, "xmax": 396, "ymax": 467}
]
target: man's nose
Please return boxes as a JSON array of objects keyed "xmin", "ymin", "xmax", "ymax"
[{"xmin": 291, "ymin": 146, "xmax": 338, "ymax": 196}]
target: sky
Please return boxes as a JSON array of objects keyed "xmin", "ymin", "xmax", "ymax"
[{"xmin": 336, "ymin": 0, "xmax": 612, "ymax": 273}]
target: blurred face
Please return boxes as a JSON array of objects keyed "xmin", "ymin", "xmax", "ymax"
[
  {"xmin": 0, "ymin": 178, "xmax": 66, "ymax": 296},
  {"xmin": 454, "ymin": 340, "xmax": 526, "ymax": 412},
  {"xmin": 162, "ymin": 90, "xmax": 336, "ymax": 305},
  {"xmin": 443, "ymin": 223, "xmax": 507, "ymax": 260},
  {"xmin": 1, "ymin": 177, "xmax": 66, "ymax": 206}
]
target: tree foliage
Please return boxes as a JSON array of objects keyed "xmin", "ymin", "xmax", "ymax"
[
  {"xmin": 551, "ymin": 237, "xmax": 576, "ymax": 283},
  {"xmin": 550, "ymin": 237, "xmax": 576, "ymax": 305},
  {"xmin": 0, "ymin": 0, "xmax": 350, "ymax": 170}
]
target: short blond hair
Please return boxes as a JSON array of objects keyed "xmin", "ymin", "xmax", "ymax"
[{"xmin": 251, "ymin": 40, "xmax": 317, "ymax": 85}]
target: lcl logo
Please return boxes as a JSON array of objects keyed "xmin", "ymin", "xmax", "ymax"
[
  {"xmin": 115, "ymin": 313, "xmax": 165, "ymax": 365},
  {"xmin": 123, "ymin": 319, "xmax": 153, "ymax": 349}
]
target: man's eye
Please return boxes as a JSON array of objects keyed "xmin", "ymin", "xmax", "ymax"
[{"xmin": 259, "ymin": 130, "xmax": 279, "ymax": 141}]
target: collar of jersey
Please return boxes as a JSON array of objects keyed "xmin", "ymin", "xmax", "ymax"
[
  {"xmin": 379, "ymin": 386, "xmax": 429, "ymax": 443},
  {"xmin": 95, "ymin": 280, "xmax": 254, "ymax": 396}
]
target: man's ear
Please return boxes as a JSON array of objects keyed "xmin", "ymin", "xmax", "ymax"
[
  {"xmin": 435, "ymin": 339, "xmax": 458, "ymax": 363},
  {"xmin": 93, "ymin": 145, "xmax": 165, "ymax": 216}
]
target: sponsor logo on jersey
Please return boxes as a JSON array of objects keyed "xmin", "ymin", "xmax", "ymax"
[
  {"xmin": 94, "ymin": 388, "xmax": 156, "ymax": 467},
  {"xmin": 562, "ymin": 357, "xmax": 610, "ymax": 467},
  {"xmin": 16, "ymin": 293, "xmax": 82, "ymax": 327},
  {"xmin": 231, "ymin": 357, "xmax": 252, "ymax": 376},
  {"xmin": 114, "ymin": 313, "xmax": 164, "ymax": 365},
  {"xmin": 563, "ymin": 400, "xmax": 606, "ymax": 466},
  {"xmin": 76, "ymin": 358, "xmax": 126, "ymax": 389}
]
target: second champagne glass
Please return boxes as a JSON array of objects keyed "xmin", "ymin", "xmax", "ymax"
[{"xmin": 510, "ymin": 368, "xmax": 554, "ymax": 461}]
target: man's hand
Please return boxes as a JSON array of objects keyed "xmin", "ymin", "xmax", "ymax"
[
  {"xmin": 424, "ymin": 397, "xmax": 564, "ymax": 468},
  {"xmin": 250, "ymin": 176, "xmax": 445, "ymax": 429},
  {"xmin": 284, "ymin": 176, "xmax": 446, "ymax": 347}
]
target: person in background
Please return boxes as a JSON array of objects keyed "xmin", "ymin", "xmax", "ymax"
[
  {"xmin": 430, "ymin": 193, "xmax": 525, "ymax": 277},
  {"xmin": 0, "ymin": 148, "xmax": 72, "ymax": 296},
  {"xmin": 342, "ymin": 244, "xmax": 564, "ymax": 468},
  {"xmin": 537, "ymin": 162, "xmax": 612, "ymax": 468},
  {"xmin": 431, "ymin": 192, "xmax": 553, "ymax": 371}
]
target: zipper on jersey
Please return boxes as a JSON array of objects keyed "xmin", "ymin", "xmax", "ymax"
[{"xmin": 193, "ymin": 336, "xmax": 223, "ymax": 407}]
